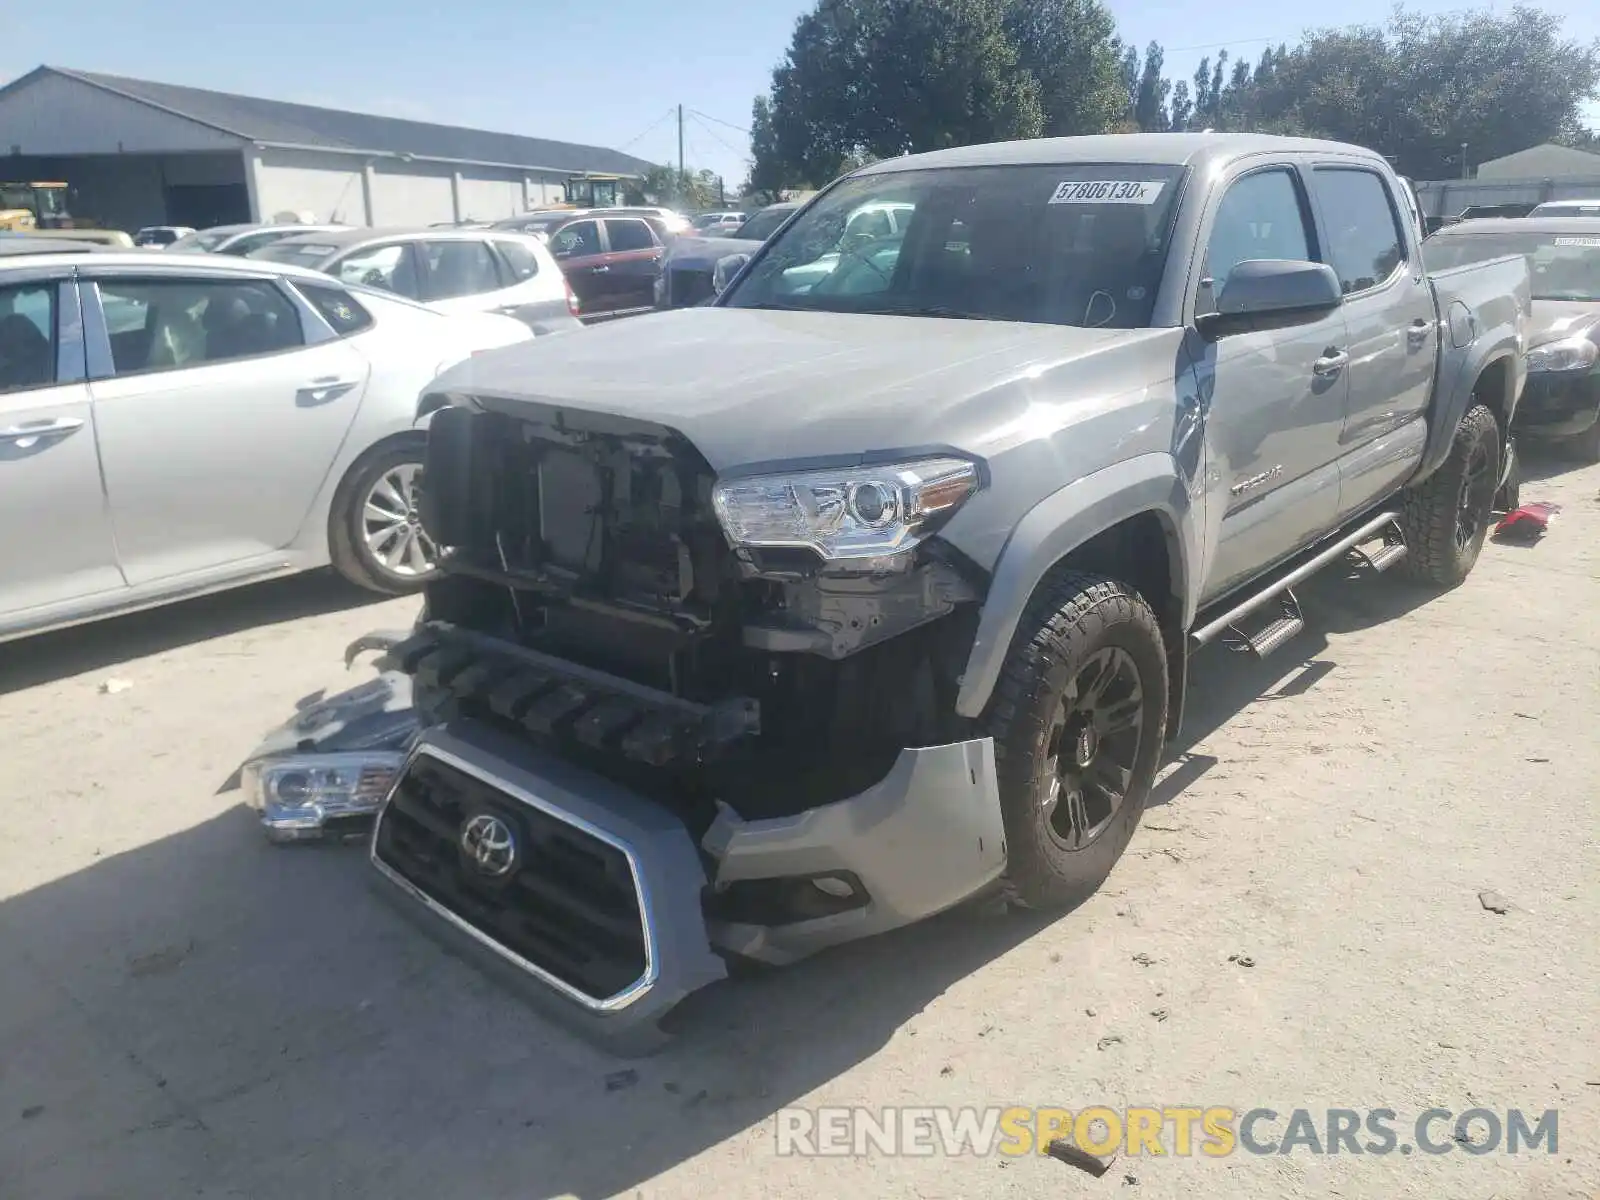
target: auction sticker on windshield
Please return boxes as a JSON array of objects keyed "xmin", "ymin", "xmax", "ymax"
[{"xmin": 1049, "ymin": 180, "xmax": 1166, "ymax": 205}]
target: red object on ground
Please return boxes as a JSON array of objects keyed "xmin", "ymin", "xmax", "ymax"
[{"xmin": 1492, "ymin": 502, "xmax": 1560, "ymax": 541}]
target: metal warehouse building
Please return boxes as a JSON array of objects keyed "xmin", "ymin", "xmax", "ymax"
[{"xmin": 0, "ymin": 66, "xmax": 655, "ymax": 231}]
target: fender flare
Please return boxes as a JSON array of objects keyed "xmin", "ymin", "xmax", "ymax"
[
  {"xmin": 1414, "ymin": 341, "xmax": 1521, "ymax": 484},
  {"xmin": 954, "ymin": 453, "xmax": 1196, "ymax": 719}
]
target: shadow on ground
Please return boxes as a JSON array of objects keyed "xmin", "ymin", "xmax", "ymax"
[
  {"xmin": 0, "ymin": 571, "xmax": 387, "ymax": 697},
  {"xmin": 0, "ymin": 558, "xmax": 1456, "ymax": 1200}
]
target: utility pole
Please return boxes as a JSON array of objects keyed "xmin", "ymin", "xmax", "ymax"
[
  {"xmin": 1460, "ymin": 142, "xmax": 1470, "ymax": 181},
  {"xmin": 677, "ymin": 104, "xmax": 685, "ymax": 202}
]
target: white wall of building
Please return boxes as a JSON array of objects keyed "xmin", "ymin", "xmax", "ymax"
[
  {"xmin": 367, "ymin": 161, "xmax": 454, "ymax": 225},
  {"xmin": 252, "ymin": 148, "xmax": 372, "ymax": 224},
  {"xmin": 456, "ymin": 172, "xmax": 524, "ymax": 221}
]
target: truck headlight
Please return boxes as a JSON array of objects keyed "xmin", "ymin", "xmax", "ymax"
[
  {"xmin": 712, "ymin": 457, "xmax": 979, "ymax": 560},
  {"xmin": 1526, "ymin": 336, "xmax": 1598, "ymax": 373},
  {"xmin": 242, "ymin": 751, "xmax": 405, "ymax": 840}
]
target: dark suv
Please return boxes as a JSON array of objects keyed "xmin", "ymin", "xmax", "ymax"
[{"xmin": 654, "ymin": 202, "xmax": 801, "ymax": 308}]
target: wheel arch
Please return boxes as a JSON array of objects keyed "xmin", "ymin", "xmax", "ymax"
[
  {"xmin": 954, "ymin": 454, "xmax": 1195, "ymax": 721},
  {"xmin": 1415, "ymin": 347, "xmax": 1522, "ymax": 484}
]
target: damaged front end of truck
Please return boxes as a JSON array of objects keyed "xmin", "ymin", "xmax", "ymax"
[{"xmin": 366, "ymin": 387, "xmax": 1011, "ymax": 1050}]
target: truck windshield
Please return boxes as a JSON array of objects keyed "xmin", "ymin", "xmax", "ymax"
[
  {"xmin": 721, "ymin": 163, "xmax": 1185, "ymax": 327},
  {"xmin": 1424, "ymin": 230, "xmax": 1600, "ymax": 301}
]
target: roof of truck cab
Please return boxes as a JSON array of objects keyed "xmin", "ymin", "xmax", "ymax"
[{"xmin": 855, "ymin": 132, "xmax": 1387, "ymax": 175}]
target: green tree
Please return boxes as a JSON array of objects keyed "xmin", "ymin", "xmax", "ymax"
[
  {"xmin": 1004, "ymin": 0, "xmax": 1128, "ymax": 136},
  {"xmin": 748, "ymin": 0, "xmax": 1130, "ymax": 187},
  {"xmin": 1168, "ymin": 79, "xmax": 1193, "ymax": 131},
  {"xmin": 1134, "ymin": 42, "xmax": 1171, "ymax": 132},
  {"xmin": 1188, "ymin": 7, "xmax": 1600, "ymax": 175},
  {"xmin": 642, "ymin": 165, "xmax": 723, "ymax": 210}
]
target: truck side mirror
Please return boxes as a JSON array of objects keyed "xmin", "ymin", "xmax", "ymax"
[
  {"xmin": 712, "ymin": 253, "xmax": 752, "ymax": 296},
  {"xmin": 1197, "ymin": 259, "xmax": 1343, "ymax": 339}
]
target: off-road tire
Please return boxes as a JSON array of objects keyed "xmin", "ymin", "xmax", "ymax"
[
  {"xmin": 1397, "ymin": 403, "xmax": 1500, "ymax": 589},
  {"xmin": 982, "ymin": 571, "xmax": 1168, "ymax": 911},
  {"xmin": 328, "ymin": 435, "xmax": 433, "ymax": 596}
]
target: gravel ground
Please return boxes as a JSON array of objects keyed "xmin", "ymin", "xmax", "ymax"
[{"xmin": 2, "ymin": 452, "xmax": 1596, "ymax": 1200}]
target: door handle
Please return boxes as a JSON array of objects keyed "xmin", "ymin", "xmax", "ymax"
[
  {"xmin": 1312, "ymin": 349, "xmax": 1349, "ymax": 377},
  {"xmin": 590, "ymin": 265, "xmax": 611, "ymax": 274},
  {"xmin": 0, "ymin": 417, "xmax": 84, "ymax": 448},
  {"xmin": 298, "ymin": 377, "xmax": 359, "ymax": 402},
  {"xmin": 1407, "ymin": 319, "xmax": 1433, "ymax": 347}
]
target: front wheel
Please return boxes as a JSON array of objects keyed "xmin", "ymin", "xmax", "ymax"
[
  {"xmin": 328, "ymin": 437, "xmax": 438, "ymax": 595},
  {"xmin": 983, "ymin": 572, "xmax": 1169, "ymax": 911},
  {"xmin": 1396, "ymin": 403, "xmax": 1500, "ymax": 589}
]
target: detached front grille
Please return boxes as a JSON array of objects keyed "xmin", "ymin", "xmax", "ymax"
[
  {"xmin": 373, "ymin": 747, "xmax": 650, "ymax": 1006},
  {"xmin": 666, "ymin": 266, "xmax": 714, "ymax": 308}
]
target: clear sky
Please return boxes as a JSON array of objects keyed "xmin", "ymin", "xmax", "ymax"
[{"xmin": 3, "ymin": 0, "xmax": 1597, "ymax": 191}]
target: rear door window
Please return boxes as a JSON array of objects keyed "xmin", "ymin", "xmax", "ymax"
[
  {"xmin": 549, "ymin": 220, "xmax": 601, "ymax": 260},
  {"xmin": 419, "ymin": 239, "xmax": 504, "ymax": 300},
  {"xmin": 95, "ymin": 277, "xmax": 305, "ymax": 375},
  {"xmin": 603, "ymin": 219, "xmax": 655, "ymax": 252},
  {"xmin": 0, "ymin": 281, "xmax": 58, "ymax": 393}
]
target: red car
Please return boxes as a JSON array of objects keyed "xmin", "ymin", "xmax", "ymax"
[{"xmin": 502, "ymin": 213, "xmax": 665, "ymax": 316}]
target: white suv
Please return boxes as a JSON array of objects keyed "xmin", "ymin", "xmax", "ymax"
[{"xmin": 250, "ymin": 228, "xmax": 583, "ymax": 336}]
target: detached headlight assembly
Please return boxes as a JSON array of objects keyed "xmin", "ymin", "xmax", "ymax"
[
  {"xmin": 712, "ymin": 457, "xmax": 980, "ymax": 560},
  {"xmin": 242, "ymin": 751, "xmax": 405, "ymax": 841},
  {"xmin": 1526, "ymin": 336, "xmax": 1598, "ymax": 373}
]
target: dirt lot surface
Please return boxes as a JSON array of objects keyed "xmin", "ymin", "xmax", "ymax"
[{"xmin": 3, "ymin": 454, "xmax": 1596, "ymax": 1200}]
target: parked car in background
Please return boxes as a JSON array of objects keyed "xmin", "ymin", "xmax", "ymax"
[
  {"xmin": 133, "ymin": 225, "xmax": 195, "ymax": 248},
  {"xmin": 512, "ymin": 213, "xmax": 667, "ymax": 315},
  {"xmin": 692, "ymin": 211, "xmax": 747, "ymax": 235},
  {"xmin": 1425, "ymin": 215, "xmax": 1600, "ymax": 459},
  {"xmin": 167, "ymin": 223, "xmax": 349, "ymax": 257},
  {"xmin": 1456, "ymin": 203, "xmax": 1537, "ymax": 222},
  {"xmin": 0, "ymin": 250, "xmax": 535, "ymax": 641},
  {"xmin": 249, "ymin": 227, "xmax": 581, "ymax": 334},
  {"xmin": 21, "ymin": 228, "xmax": 135, "ymax": 248},
  {"xmin": 653, "ymin": 200, "xmax": 801, "ymax": 308},
  {"xmin": 1528, "ymin": 198, "xmax": 1600, "ymax": 218},
  {"xmin": 495, "ymin": 206, "xmax": 691, "ymax": 245},
  {"xmin": 0, "ymin": 235, "xmax": 111, "ymax": 256}
]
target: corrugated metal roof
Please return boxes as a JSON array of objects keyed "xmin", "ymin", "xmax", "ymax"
[{"xmin": 16, "ymin": 67, "xmax": 655, "ymax": 176}]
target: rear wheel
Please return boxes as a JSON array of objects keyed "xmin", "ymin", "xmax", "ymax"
[
  {"xmin": 983, "ymin": 572, "xmax": 1168, "ymax": 911},
  {"xmin": 328, "ymin": 437, "xmax": 438, "ymax": 595},
  {"xmin": 1397, "ymin": 403, "xmax": 1499, "ymax": 589}
]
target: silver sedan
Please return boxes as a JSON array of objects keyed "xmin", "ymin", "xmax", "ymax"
[{"xmin": 0, "ymin": 250, "xmax": 533, "ymax": 643}]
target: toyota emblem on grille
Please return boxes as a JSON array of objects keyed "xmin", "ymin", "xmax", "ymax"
[{"xmin": 459, "ymin": 813, "xmax": 517, "ymax": 877}]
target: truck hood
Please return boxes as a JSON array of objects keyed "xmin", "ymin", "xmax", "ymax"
[
  {"xmin": 1527, "ymin": 299, "xmax": 1600, "ymax": 348},
  {"xmin": 428, "ymin": 306, "xmax": 1176, "ymax": 471}
]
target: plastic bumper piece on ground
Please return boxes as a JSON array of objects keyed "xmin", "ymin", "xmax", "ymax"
[
  {"xmin": 701, "ymin": 737, "xmax": 1008, "ymax": 965},
  {"xmin": 368, "ymin": 720, "xmax": 727, "ymax": 1056}
]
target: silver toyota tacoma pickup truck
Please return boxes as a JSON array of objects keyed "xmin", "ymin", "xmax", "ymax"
[{"xmin": 360, "ymin": 133, "xmax": 1529, "ymax": 1050}]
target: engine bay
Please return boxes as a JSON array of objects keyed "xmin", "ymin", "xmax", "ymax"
[{"xmin": 413, "ymin": 399, "xmax": 984, "ymax": 832}]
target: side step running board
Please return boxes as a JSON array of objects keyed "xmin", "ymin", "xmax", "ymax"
[
  {"xmin": 1222, "ymin": 591, "xmax": 1304, "ymax": 657},
  {"xmin": 1190, "ymin": 510, "xmax": 1405, "ymax": 653}
]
